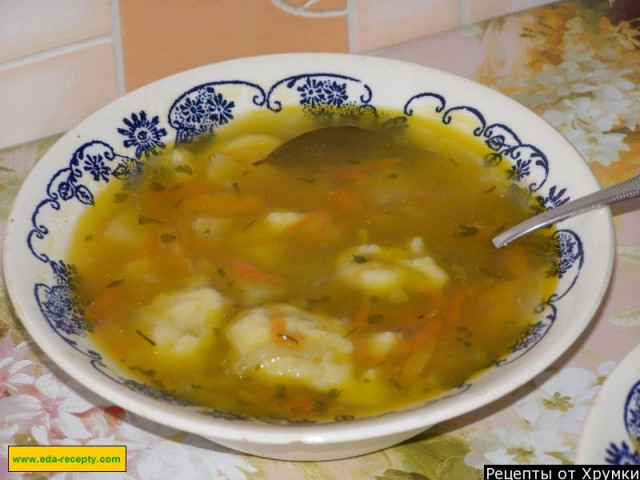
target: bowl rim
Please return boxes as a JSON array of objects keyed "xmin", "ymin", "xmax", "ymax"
[
  {"xmin": 576, "ymin": 344, "xmax": 640, "ymax": 464},
  {"xmin": 2, "ymin": 52, "xmax": 616, "ymax": 446}
]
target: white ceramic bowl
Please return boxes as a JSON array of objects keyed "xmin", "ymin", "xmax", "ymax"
[
  {"xmin": 3, "ymin": 53, "xmax": 615, "ymax": 461},
  {"xmin": 577, "ymin": 345, "xmax": 640, "ymax": 465}
]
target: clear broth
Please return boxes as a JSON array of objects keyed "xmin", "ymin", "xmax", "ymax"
[{"xmin": 69, "ymin": 108, "xmax": 557, "ymax": 422}]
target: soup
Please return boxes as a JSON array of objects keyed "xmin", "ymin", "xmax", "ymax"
[{"xmin": 68, "ymin": 107, "xmax": 557, "ymax": 422}]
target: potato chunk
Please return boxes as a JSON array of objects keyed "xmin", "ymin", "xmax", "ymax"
[
  {"xmin": 264, "ymin": 211, "xmax": 305, "ymax": 231},
  {"xmin": 367, "ymin": 331, "xmax": 402, "ymax": 359},
  {"xmin": 135, "ymin": 287, "xmax": 225, "ymax": 356},
  {"xmin": 206, "ymin": 152, "xmax": 245, "ymax": 187},
  {"xmin": 227, "ymin": 305, "xmax": 353, "ymax": 390},
  {"xmin": 220, "ymin": 134, "xmax": 282, "ymax": 164},
  {"xmin": 102, "ymin": 211, "xmax": 146, "ymax": 248}
]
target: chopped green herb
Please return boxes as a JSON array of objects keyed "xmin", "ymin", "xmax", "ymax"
[
  {"xmin": 138, "ymin": 215, "xmax": 164, "ymax": 225},
  {"xmin": 241, "ymin": 219, "xmax": 257, "ymax": 231},
  {"xmin": 277, "ymin": 333, "xmax": 299, "ymax": 345},
  {"xmin": 174, "ymin": 164, "xmax": 193, "ymax": 175},
  {"xmin": 129, "ymin": 365, "xmax": 156, "ymax": 377},
  {"xmin": 327, "ymin": 388, "xmax": 342, "ymax": 399},
  {"xmin": 386, "ymin": 172, "xmax": 399, "ymax": 179},
  {"xmin": 484, "ymin": 152, "xmax": 503, "ymax": 167},
  {"xmin": 150, "ymin": 182, "xmax": 165, "ymax": 192},
  {"xmin": 106, "ymin": 279, "xmax": 125, "ymax": 289},
  {"xmin": 114, "ymin": 193, "xmax": 128, "ymax": 203},
  {"xmin": 274, "ymin": 384, "xmax": 287, "ymax": 400},
  {"xmin": 231, "ymin": 182, "xmax": 239, "ymax": 192},
  {"xmin": 84, "ymin": 234, "xmax": 93, "ymax": 242},
  {"xmin": 389, "ymin": 378, "xmax": 403, "ymax": 390},
  {"xmin": 455, "ymin": 326, "xmax": 473, "ymax": 344},
  {"xmin": 302, "ymin": 177, "xmax": 315, "ymax": 184},
  {"xmin": 313, "ymin": 399, "xmax": 327, "ymax": 413},
  {"xmin": 493, "ymin": 224, "xmax": 506, "ymax": 235},
  {"xmin": 484, "ymin": 185, "xmax": 497, "ymax": 194},
  {"xmin": 160, "ymin": 233, "xmax": 177, "ymax": 243},
  {"xmin": 217, "ymin": 267, "xmax": 226, "ymax": 278},
  {"xmin": 367, "ymin": 313, "xmax": 384, "ymax": 323},
  {"xmin": 191, "ymin": 384, "xmax": 202, "ymax": 389},
  {"xmin": 344, "ymin": 327, "xmax": 358, "ymax": 338},
  {"xmin": 353, "ymin": 255, "xmax": 369, "ymax": 264},
  {"xmin": 457, "ymin": 225, "xmax": 479, "ymax": 237},
  {"xmin": 383, "ymin": 116, "xmax": 409, "ymax": 131},
  {"xmin": 135, "ymin": 329, "xmax": 156, "ymax": 346},
  {"xmin": 335, "ymin": 414, "xmax": 355, "ymax": 422}
]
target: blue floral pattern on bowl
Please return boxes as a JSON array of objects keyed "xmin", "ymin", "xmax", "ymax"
[
  {"xmin": 606, "ymin": 379, "xmax": 640, "ymax": 465},
  {"xmin": 24, "ymin": 71, "xmax": 585, "ymax": 422},
  {"xmin": 168, "ymin": 82, "xmax": 257, "ymax": 144},
  {"xmin": 118, "ymin": 111, "xmax": 168, "ymax": 158}
]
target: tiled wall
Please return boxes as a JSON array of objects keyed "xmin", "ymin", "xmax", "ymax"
[
  {"xmin": 0, "ymin": 0, "xmax": 123, "ymax": 150},
  {"xmin": 0, "ymin": 0, "xmax": 559, "ymax": 150}
]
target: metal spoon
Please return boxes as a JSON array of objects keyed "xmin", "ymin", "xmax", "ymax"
[
  {"xmin": 255, "ymin": 126, "xmax": 640, "ymax": 249},
  {"xmin": 493, "ymin": 174, "xmax": 640, "ymax": 248}
]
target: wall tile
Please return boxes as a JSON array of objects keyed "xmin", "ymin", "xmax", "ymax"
[
  {"xmin": 119, "ymin": 0, "xmax": 348, "ymax": 91},
  {"xmin": 270, "ymin": 0, "xmax": 347, "ymax": 14},
  {"xmin": 373, "ymin": 28, "xmax": 485, "ymax": 80},
  {"xmin": 351, "ymin": 0, "xmax": 460, "ymax": 53},
  {"xmin": 465, "ymin": 0, "xmax": 559, "ymax": 25},
  {"xmin": 0, "ymin": 0, "xmax": 112, "ymax": 63},
  {"xmin": 0, "ymin": 41, "xmax": 119, "ymax": 149}
]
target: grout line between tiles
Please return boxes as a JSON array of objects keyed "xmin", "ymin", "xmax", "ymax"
[
  {"xmin": 347, "ymin": 0, "xmax": 356, "ymax": 53},
  {"xmin": 0, "ymin": 36, "xmax": 113, "ymax": 73},
  {"xmin": 111, "ymin": 0, "xmax": 126, "ymax": 95},
  {"xmin": 459, "ymin": 0, "xmax": 468, "ymax": 26}
]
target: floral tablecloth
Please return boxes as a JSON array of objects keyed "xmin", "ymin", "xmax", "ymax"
[{"xmin": 2, "ymin": 1, "xmax": 640, "ymax": 478}]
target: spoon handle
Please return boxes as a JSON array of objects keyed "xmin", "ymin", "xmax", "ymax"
[{"xmin": 493, "ymin": 174, "xmax": 640, "ymax": 248}]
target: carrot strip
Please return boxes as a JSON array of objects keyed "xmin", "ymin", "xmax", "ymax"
[
  {"xmin": 286, "ymin": 210, "xmax": 331, "ymax": 234},
  {"xmin": 445, "ymin": 289, "xmax": 465, "ymax": 328},
  {"xmin": 354, "ymin": 297, "xmax": 371, "ymax": 327},
  {"xmin": 444, "ymin": 287, "xmax": 476, "ymax": 330},
  {"xmin": 402, "ymin": 336, "xmax": 438, "ymax": 382},
  {"xmin": 278, "ymin": 393, "xmax": 315, "ymax": 413},
  {"xmin": 285, "ymin": 209, "xmax": 334, "ymax": 245},
  {"xmin": 399, "ymin": 311, "xmax": 445, "ymax": 381},
  {"xmin": 86, "ymin": 287, "xmax": 121, "ymax": 325},
  {"xmin": 404, "ymin": 311, "xmax": 444, "ymax": 350},
  {"xmin": 225, "ymin": 255, "xmax": 282, "ymax": 283},
  {"xmin": 270, "ymin": 307, "xmax": 287, "ymax": 337},
  {"xmin": 353, "ymin": 336, "xmax": 378, "ymax": 366}
]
